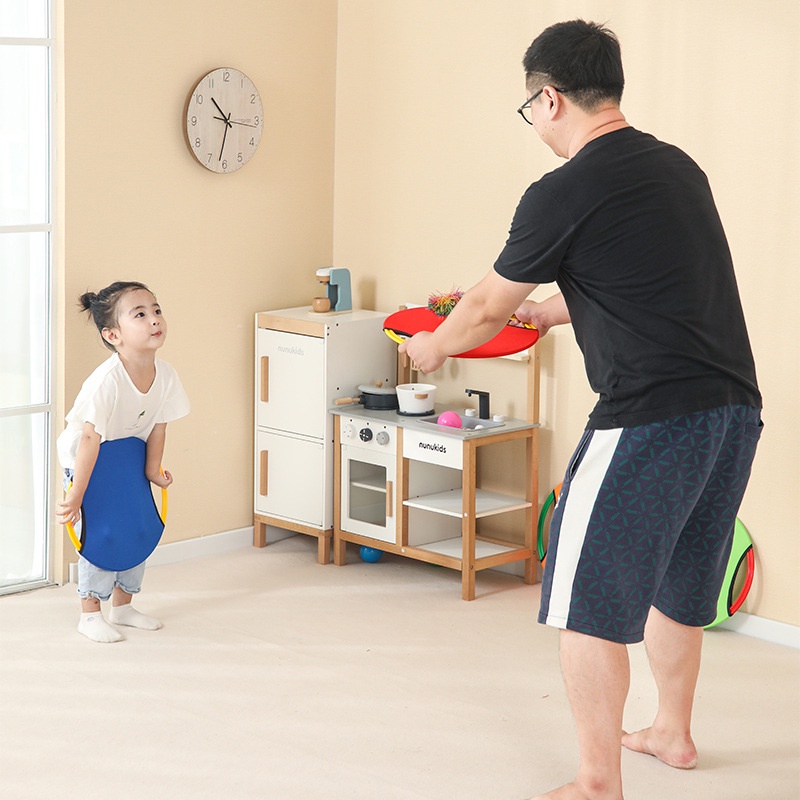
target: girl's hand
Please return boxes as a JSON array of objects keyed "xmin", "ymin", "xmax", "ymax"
[
  {"xmin": 148, "ymin": 468, "xmax": 173, "ymax": 489},
  {"xmin": 56, "ymin": 496, "xmax": 82, "ymax": 527}
]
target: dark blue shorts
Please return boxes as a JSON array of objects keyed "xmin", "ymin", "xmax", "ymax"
[{"xmin": 539, "ymin": 405, "xmax": 763, "ymax": 644}]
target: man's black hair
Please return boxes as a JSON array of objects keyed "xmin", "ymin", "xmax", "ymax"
[{"xmin": 523, "ymin": 20, "xmax": 624, "ymax": 109}]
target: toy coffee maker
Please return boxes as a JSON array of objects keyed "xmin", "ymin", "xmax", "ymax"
[{"xmin": 312, "ymin": 267, "xmax": 352, "ymax": 313}]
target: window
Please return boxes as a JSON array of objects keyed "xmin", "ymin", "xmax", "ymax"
[{"xmin": 0, "ymin": 0, "xmax": 55, "ymax": 594}]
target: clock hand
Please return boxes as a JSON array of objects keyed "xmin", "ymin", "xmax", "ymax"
[
  {"xmin": 211, "ymin": 98, "xmax": 233, "ymax": 128},
  {"xmin": 228, "ymin": 119, "xmax": 259, "ymax": 128},
  {"xmin": 219, "ymin": 122, "xmax": 230, "ymax": 162}
]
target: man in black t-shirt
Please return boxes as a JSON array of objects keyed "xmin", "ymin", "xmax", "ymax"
[
  {"xmin": 399, "ymin": 19, "xmax": 761, "ymax": 800},
  {"xmin": 494, "ymin": 125, "xmax": 760, "ymax": 430}
]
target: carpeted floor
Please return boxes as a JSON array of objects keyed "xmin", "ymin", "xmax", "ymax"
[{"xmin": 1, "ymin": 535, "xmax": 798, "ymax": 800}]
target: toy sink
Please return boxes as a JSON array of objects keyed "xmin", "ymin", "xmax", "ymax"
[{"xmin": 417, "ymin": 414, "xmax": 505, "ymax": 431}]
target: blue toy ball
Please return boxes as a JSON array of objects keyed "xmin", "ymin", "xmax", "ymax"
[{"xmin": 359, "ymin": 546, "xmax": 383, "ymax": 563}]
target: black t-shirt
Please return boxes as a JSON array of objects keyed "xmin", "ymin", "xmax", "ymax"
[{"xmin": 494, "ymin": 127, "xmax": 761, "ymax": 429}]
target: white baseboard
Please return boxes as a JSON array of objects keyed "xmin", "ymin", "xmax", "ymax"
[
  {"xmin": 68, "ymin": 525, "xmax": 290, "ymax": 582},
  {"xmin": 69, "ymin": 527, "xmax": 800, "ymax": 650},
  {"xmin": 716, "ymin": 611, "xmax": 800, "ymax": 649},
  {"xmin": 146, "ymin": 525, "xmax": 292, "ymax": 567}
]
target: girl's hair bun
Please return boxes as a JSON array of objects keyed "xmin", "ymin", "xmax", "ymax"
[{"xmin": 78, "ymin": 291, "xmax": 97, "ymax": 312}]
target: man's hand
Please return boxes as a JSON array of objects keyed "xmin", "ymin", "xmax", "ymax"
[
  {"xmin": 513, "ymin": 293, "xmax": 571, "ymax": 337},
  {"xmin": 512, "ymin": 300, "xmax": 549, "ymax": 334},
  {"xmin": 398, "ymin": 331, "xmax": 447, "ymax": 374}
]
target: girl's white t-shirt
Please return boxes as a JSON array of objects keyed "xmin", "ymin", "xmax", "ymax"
[{"xmin": 57, "ymin": 354, "xmax": 190, "ymax": 468}]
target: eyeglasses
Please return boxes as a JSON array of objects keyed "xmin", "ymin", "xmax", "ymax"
[{"xmin": 517, "ymin": 87, "xmax": 567, "ymax": 125}]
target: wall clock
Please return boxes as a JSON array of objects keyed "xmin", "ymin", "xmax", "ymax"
[{"xmin": 186, "ymin": 67, "xmax": 263, "ymax": 173}]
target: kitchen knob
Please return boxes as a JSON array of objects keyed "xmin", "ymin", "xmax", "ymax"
[
  {"xmin": 342, "ymin": 423, "xmax": 356, "ymax": 439},
  {"xmin": 375, "ymin": 430, "xmax": 390, "ymax": 446},
  {"xmin": 359, "ymin": 427, "xmax": 373, "ymax": 442}
]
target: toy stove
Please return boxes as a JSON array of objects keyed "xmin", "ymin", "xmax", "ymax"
[{"xmin": 337, "ymin": 412, "xmax": 398, "ymax": 542}]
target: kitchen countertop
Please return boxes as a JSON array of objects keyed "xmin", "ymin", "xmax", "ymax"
[{"xmin": 330, "ymin": 403, "xmax": 537, "ymax": 440}]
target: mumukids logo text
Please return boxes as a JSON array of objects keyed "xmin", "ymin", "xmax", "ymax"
[{"xmin": 418, "ymin": 441, "xmax": 446, "ymax": 454}]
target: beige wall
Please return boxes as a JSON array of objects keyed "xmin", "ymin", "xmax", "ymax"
[
  {"xmin": 61, "ymin": 0, "xmax": 338, "ymax": 561},
  {"xmin": 60, "ymin": 1, "xmax": 800, "ymax": 626},
  {"xmin": 333, "ymin": 1, "xmax": 800, "ymax": 625}
]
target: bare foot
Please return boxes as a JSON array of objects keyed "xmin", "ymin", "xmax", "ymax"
[
  {"xmin": 529, "ymin": 781, "xmax": 621, "ymax": 800},
  {"xmin": 622, "ymin": 727, "xmax": 698, "ymax": 769}
]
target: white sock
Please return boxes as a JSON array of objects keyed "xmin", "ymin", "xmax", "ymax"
[
  {"xmin": 78, "ymin": 611, "xmax": 124, "ymax": 643},
  {"xmin": 108, "ymin": 603, "xmax": 162, "ymax": 630}
]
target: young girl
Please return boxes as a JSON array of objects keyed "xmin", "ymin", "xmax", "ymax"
[{"xmin": 56, "ymin": 281, "xmax": 190, "ymax": 643}]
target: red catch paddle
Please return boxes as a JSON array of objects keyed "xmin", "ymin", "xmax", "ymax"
[{"xmin": 383, "ymin": 306, "xmax": 538, "ymax": 359}]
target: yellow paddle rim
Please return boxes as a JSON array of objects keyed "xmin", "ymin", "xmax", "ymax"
[{"xmin": 383, "ymin": 327, "xmax": 405, "ymax": 345}]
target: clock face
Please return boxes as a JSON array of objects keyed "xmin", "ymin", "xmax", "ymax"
[{"xmin": 186, "ymin": 68, "xmax": 263, "ymax": 173}]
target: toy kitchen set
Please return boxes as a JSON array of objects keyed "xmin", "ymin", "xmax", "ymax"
[{"xmin": 254, "ymin": 268, "xmax": 541, "ymax": 600}]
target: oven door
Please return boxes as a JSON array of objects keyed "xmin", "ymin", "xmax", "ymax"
[{"xmin": 340, "ymin": 444, "xmax": 396, "ymax": 543}]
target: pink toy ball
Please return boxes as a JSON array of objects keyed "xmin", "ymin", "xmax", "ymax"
[{"xmin": 437, "ymin": 411, "xmax": 462, "ymax": 428}]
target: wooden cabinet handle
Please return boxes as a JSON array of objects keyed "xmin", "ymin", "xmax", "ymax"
[
  {"xmin": 260, "ymin": 356, "xmax": 269, "ymax": 403},
  {"xmin": 386, "ymin": 480, "xmax": 393, "ymax": 518},
  {"xmin": 259, "ymin": 450, "xmax": 268, "ymax": 496}
]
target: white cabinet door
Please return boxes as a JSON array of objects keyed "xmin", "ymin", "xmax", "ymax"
[
  {"xmin": 256, "ymin": 329, "xmax": 325, "ymax": 439},
  {"xmin": 255, "ymin": 430, "xmax": 324, "ymax": 528}
]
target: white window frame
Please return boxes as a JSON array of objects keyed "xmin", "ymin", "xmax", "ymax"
[{"xmin": 0, "ymin": 0, "xmax": 57, "ymax": 594}]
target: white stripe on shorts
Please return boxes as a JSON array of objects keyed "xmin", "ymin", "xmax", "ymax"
[{"xmin": 544, "ymin": 427, "xmax": 623, "ymax": 630}]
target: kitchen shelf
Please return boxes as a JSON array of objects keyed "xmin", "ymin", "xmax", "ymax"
[
  {"xmin": 409, "ymin": 537, "xmax": 518, "ymax": 559},
  {"xmin": 404, "ymin": 488, "xmax": 531, "ymax": 519},
  {"xmin": 351, "ymin": 475, "xmax": 387, "ymax": 492}
]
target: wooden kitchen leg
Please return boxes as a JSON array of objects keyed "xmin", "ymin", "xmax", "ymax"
[
  {"xmin": 462, "ymin": 440, "xmax": 477, "ymax": 601},
  {"xmin": 523, "ymin": 349, "xmax": 541, "ymax": 587},
  {"xmin": 462, "ymin": 565, "xmax": 476, "ymax": 601},
  {"xmin": 317, "ymin": 533, "xmax": 331, "ymax": 565},
  {"xmin": 333, "ymin": 535, "xmax": 347, "ymax": 565},
  {"xmin": 524, "ymin": 555, "xmax": 536, "ymax": 585},
  {"xmin": 253, "ymin": 517, "xmax": 267, "ymax": 548},
  {"xmin": 523, "ymin": 463, "xmax": 536, "ymax": 585}
]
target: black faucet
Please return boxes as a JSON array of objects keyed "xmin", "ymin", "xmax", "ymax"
[{"xmin": 465, "ymin": 389, "xmax": 490, "ymax": 419}]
